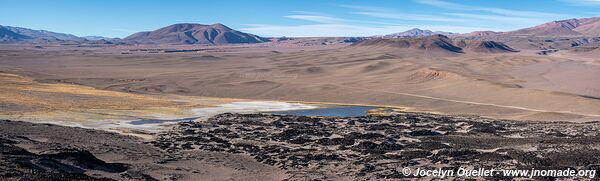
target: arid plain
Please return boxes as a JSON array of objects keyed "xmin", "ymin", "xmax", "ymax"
[{"xmin": 1, "ymin": 40, "xmax": 599, "ymax": 122}]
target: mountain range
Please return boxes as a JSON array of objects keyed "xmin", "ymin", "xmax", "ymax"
[
  {"xmin": 0, "ymin": 25, "xmax": 85, "ymax": 42},
  {"xmin": 3, "ymin": 17, "xmax": 600, "ymax": 45},
  {"xmin": 506, "ymin": 17, "xmax": 600, "ymax": 36}
]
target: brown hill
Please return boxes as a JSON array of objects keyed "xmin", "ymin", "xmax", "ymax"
[
  {"xmin": 352, "ymin": 34, "xmax": 463, "ymax": 53},
  {"xmin": 457, "ymin": 40, "xmax": 519, "ymax": 53},
  {"xmin": 507, "ymin": 17, "xmax": 600, "ymax": 36},
  {"xmin": 124, "ymin": 23, "xmax": 268, "ymax": 45}
]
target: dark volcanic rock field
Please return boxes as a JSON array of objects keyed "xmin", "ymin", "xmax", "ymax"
[
  {"xmin": 153, "ymin": 113, "xmax": 600, "ymax": 180},
  {"xmin": 2, "ymin": 112, "xmax": 600, "ymax": 180}
]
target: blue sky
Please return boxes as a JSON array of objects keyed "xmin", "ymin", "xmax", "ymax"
[{"xmin": 2, "ymin": 0, "xmax": 600, "ymax": 38}]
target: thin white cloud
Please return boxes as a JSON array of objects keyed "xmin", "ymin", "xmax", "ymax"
[
  {"xmin": 241, "ymin": 23, "xmax": 490, "ymax": 37},
  {"xmin": 241, "ymin": 24, "xmax": 397, "ymax": 37},
  {"xmin": 243, "ymin": 8, "xmax": 487, "ymax": 37},
  {"xmin": 285, "ymin": 15, "xmax": 347, "ymax": 24},
  {"xmin": 446, "ymin": 13, "xmax": 547, "ymax": 25},
  {"xmin": 284, "ymin": 13, "xmax": 406, "ymax": 26},
  {"xmin": 337, "ymin": 5, "xmax": 389, "ymax": 12},
  {"xmin": 477, "ymin": 7, "xmax": 564, "ymax": 17},
  {"xmin": 242, "ymin": 1, "xmax": 564, "ymax": 37},
  {"xmin": 354, "ymin": 11, "xmax": 470, "ymax": 23},
  {"xmin": 339, "ymin": 3, "xmax": 545, "ymax": 30},
  {"xmin": 415, "ymin": 0, "xmax": 569, "ymax": 17},
  {"xmin": 290, "ymin": 11, "xmax": 328, "ymax": 16},
  {"xmin": 415, "ymin": 0, "xmax": 468, "ymax": 9},
  {"xmin": 562, "ymin": 0, "xmax": 600, "ymax": 4},
  {"xmin": 341, "ymin": 4, "xmax": 468, "ymax": 23}
]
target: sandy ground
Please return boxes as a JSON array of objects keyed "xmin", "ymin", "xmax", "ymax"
[
  {"xmin": 512, "ymin": 60, "xmax": 600, "ymax": 98},
  {"xmin": 1, "ymin": 44, "xmax": 599, "ymax": 121}
]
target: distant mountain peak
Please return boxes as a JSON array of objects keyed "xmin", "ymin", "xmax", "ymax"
[
  {"xmin": 380, "ymin": 28, "xmax": 455, "ymax": 39},
  {"xmin": 123, "ymin": 23, "xmax": 267, "ymax": 45}
]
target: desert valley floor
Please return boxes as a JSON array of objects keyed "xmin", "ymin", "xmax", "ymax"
[
  {"xmin": 2, "ymin": 33, "xmax": 600, "ymax": 180},
  {"xmin": 1, "ymin": 42, "xmax": 600, "ymax": 122}
]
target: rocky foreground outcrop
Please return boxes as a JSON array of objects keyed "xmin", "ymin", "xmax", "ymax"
[
  {"xmin": 0, "ymin": 140, "xmax": 126, "ymax": 180},
  {"xmin": 3, "ymin": 112, "xmax": 600, "ymax": 180},
  {"xmin": 154, "ymin": 113, "xmax": 600, "ymax": 180},
  {"xmin": 0, "ymin": 120, "xmax": 165, "ymax": 181}
]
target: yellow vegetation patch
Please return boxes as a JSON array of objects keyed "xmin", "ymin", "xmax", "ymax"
[{"xmin": 0, "ymin": 73, "xmax": 236, "ymax": 123}]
